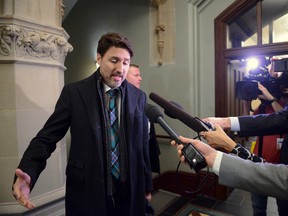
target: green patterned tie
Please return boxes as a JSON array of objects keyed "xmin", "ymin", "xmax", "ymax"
[{"xmin": 108, "ymin": 89, "xmax": 120, "ymax": 179}]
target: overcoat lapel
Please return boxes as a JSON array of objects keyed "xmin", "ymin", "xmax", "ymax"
[
  {"xmin": 77, "ymin": 73, "xmax": 102, "ymax": 134},
  {"xmin": 76, "ymin": 72, "xmax": 105, "ymax": 170},
  {"xmin": 123, "ymin": 83, "xmax": 139, "ymax": 142}
]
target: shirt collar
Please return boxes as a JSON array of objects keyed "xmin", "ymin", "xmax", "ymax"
[{"xmin": 103, "ymin": 83, "xmax": 112, "ymax": 94}]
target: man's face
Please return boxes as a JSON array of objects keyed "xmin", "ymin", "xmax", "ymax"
[
  {"xmin": 126, "ymin": 66, "xmax": 142, "ymax": 89},
  {"xmin": 97, "ymin": 47, "xmax": 131, "ymax": 88}
]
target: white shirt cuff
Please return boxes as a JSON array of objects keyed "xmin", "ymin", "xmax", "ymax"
[
  {"xmin": 212, "ymin": 151, "xmax": 223, "ymax": 175},
  {"xmin": 229, "ymin": 117, "xmax": 240, "ymax": 131}
]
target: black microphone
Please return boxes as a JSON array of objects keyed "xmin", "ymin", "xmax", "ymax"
[
  {"xmin": 145, "ymin": 103, "xmax": 181, "ymax": 143},
  {"xmin": 145, "ymin": 103, "xmax": 207, "ymax": 172},
  {"xmin": 164, "ymin": 101, "xmax": 183, "ymax": 119},
  {"xmin": 149, "ymin": 92, "xmax": 214, "ymax": 132}
]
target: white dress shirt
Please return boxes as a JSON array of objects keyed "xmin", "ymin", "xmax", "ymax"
[{"xmin": 212, "ymin": 116, "xmax": 240, "ymax": 175}]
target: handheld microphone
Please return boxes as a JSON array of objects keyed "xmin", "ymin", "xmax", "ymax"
[
  {"xmin": 145, "ymin": 103, "xmax": 181, "ymax": 143},
  {"xmin": 149, "ymin": 92, "xmax": 214, "ymax": 132},
  {"xmin": 145, "ymin": 103, "xmax": 207, "ymax": 172}
]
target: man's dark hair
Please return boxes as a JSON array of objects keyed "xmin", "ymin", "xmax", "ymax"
[{"xmin": 97, "ymin": 32, "xmax": 134, "ymax": 58}]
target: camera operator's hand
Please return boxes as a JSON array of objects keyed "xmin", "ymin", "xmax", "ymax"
[
  {"xmin": 269, "ymin": 57, "xmax": 283, "ymax": 78},
  {"xmin": 257, "ymin": 83, "xmax": 274, "ymax": 101},
  {"xmin": 257, "ymin": 83, "xmax": 283, "ymax": 112}
]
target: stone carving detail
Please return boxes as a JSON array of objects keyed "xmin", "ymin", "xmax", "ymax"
[
  {"xmin": 0, "ymin": 24, "xmax": 73, "ymax": 64},
  {"xmin": 153, "ymin": 0, "xmax": 167, "ymax": 65},
  {"xmin": 0, "ymin": 25, "xmax": 21, "ymax": 56}
]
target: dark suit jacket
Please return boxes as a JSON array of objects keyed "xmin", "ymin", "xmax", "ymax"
[
  {"xmin": 237, "ymin": 104, "xmax": 288, "ymax": 163},
  {"xmin": 17, "ymin": 70, "xmax": 152, "ymax": 216},
  {"xmin": 238, "ymin": 104, "xmax": 288, "ymax": 137}
]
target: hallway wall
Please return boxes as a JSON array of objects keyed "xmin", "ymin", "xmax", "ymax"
[{"xmin": 62, "ymin": 0, "xmax": 235, "ymax": 173}]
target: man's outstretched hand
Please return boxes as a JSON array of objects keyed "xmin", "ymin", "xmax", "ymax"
[{"xmin": 12, "ymin": 168, "xmax": 35, "ymax": 209}]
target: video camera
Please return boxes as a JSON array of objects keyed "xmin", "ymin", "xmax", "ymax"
[
  {"xmin": 274, "ymin": 58, "xmax": 288, "ymax": 72},
  {"xmin": 236, "ymin": 59, "xmax": 288, "ymax": 101}
]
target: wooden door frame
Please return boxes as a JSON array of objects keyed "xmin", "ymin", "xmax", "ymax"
[
  {"xmin": 214, "ymin": 0, "xmax": 288, "ymax": 117},
  {"xmin": 214, "ymin": 0, "xmax": 259, "ymax": 117}
]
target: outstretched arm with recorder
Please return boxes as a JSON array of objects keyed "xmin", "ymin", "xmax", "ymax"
[{"xmin": 171, "ymin": 136, "xmax": 288, "ymax": 200}]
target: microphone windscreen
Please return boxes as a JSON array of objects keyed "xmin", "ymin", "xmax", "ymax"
[
  {"xmin": 144, "ymin": 103, "xmax": 163, "ymax": 123},
  {"xmin": 164, "ymin": 101, "xmax": 183, "ymax": 119},
  {"xmin": 149, "ymin": 92, "xmax": 207, "ymax": 132}
]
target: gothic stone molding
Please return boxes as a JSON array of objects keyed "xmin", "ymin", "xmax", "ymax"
[{"xmin": 0, "ymin": 24, "xmax": 73, "ymax": 65}]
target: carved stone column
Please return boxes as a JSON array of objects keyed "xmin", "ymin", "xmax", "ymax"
[{"xmin": 0, "ymin": 0, "xmax": 72, "ymax": 213}]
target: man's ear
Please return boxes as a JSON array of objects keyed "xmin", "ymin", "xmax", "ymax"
[{"xmin": 96, "ymin": 53, "xmax": 101, "ymax": 66}]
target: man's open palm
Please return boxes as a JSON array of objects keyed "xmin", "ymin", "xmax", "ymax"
[{"xmin": 12, "ymin": 168, "xmax": 35, "ymax": 209}]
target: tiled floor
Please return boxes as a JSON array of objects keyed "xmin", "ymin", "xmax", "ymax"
[{"xmin": 152, "ymin": 189, "xmax": 279, "ymax": 216}]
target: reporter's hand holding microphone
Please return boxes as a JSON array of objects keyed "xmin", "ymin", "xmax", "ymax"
[{"xmin": 171, "ymin": 136, "xmax": 217, "ymax": 169}]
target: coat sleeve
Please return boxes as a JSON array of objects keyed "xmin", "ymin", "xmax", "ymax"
[
  {"xmin": 218, "ymin": 153, "xmax": 288, "ymax": 200},
  {"xmin": 238, "ymin": 105, "xmax": 288, "ymax": 137}
]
